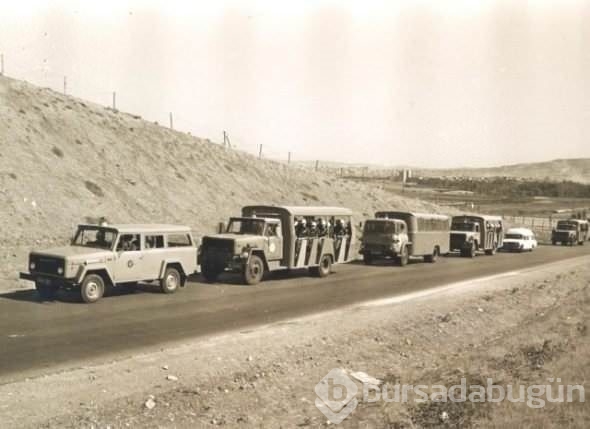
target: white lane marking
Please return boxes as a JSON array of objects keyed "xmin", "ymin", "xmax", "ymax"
[{"xmin": 358, "ymin": 271, "xmax": 521, "ymax": 309}]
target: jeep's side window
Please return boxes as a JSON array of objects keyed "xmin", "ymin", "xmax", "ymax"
[
  {"xmin": 145, "ymin": 235, "xmax": 164, "ymax": 249},
  {"xmin": 168, "ymin": 234, "xmax": 192, "ymax": 247},
  {"xmin": 117, "ymin": 234, "xmax": 140, "ymax": 252}
]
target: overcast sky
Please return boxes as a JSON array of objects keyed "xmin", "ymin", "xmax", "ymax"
[{"xmin": 1, "ymin": 0, "xmax": 589, "ymax": 168}]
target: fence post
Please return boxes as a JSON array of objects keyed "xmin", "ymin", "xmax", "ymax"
[
  {"xmin": 169, "ymin": 112, "xmax": 173, "ymax": 130},
  {"xmin": 315, "ymin": 160, "xmax": 319, "ymax": 171},
  {"xmin": 258, "ymin": 144, "xmax": 263, "ymax": 159},
  {"xmin": 0, "ymin": 53, "xmax": 4, "ymax": 76},
  {"xmin": 288, "ymin": 152, "xmax": 291, "ymax": 164},
  {"xmin": 63, "ymin": 76, "xmax": 67, "ymax": 95},
  {"xmin": 112, "ymin": 91, "xmax": 117, "ymax": 110}
]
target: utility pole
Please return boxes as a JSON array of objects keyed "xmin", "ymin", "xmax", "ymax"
[
  {"xmin": 112, "ymin": 92, "xmax": 117, "ymax": 110},
  {"xmin": 258, "ymin": 144, "xmax": 263, "ymax": 159},
  {"xmin": 63, "ymin": 76, "xmax": 67, "ymax": 95},
  {"xmin": 223, "ymin": 130, "xmax": 232, "ymax": 149},
  {"xmin": 169, "ymin": 112, "xmax": 173, "ymax": 129}
]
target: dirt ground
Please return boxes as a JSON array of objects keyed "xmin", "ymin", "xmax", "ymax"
[
  {"xmin": 0, "ymin": 255, "xmax": 587, "ymax": 428},
  {"xmin": 0, "ymin": 75, "xmax": 441, "ymax": 292}
]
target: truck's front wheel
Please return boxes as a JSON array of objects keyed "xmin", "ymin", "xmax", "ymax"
[
  {"xmin": 80, "ymin": 274, "xmax": 105, "ymax": 304},
  {"xmin": 397, "ymin": 246, "xmax": 409, "ymax": 267},
  {"xmin": 243, "ymin": 255, "xmax": 264, "ymax": 285}
]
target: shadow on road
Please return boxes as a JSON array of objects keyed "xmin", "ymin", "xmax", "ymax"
[{"xmin": 0, "ymin": 282, "xmax": 171, "ymax": 305}]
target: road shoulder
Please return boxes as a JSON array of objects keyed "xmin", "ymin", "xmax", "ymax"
[{"xmin": 1, "ymin": 256, "xmax": 588, "ymax": 428}]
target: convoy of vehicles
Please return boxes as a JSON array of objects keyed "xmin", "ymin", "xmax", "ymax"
[
  {"xmin": 502, "ymin": 228, "xmax": 538, "ymax": 252},
  {"xmin": 17, "ymin": 204, "xmax": 586, "ymax": 303},
  {"xmin": 551, "ymin": 219, "xmax": 589, "ymax": 246},
  {"xmin": 19, "ymin": 224, "xmax": 198, "ymax": 303},
  {"xmin": 361, "ymin": 212, "xmax": 450, "ymax": 266},
  {"xmin": 450, "ymin": 215, "xmax": 504, "ymax": 257},
  {"xmin": 200, "ymin": 206, "xmax": 355, "ymax": 285}
]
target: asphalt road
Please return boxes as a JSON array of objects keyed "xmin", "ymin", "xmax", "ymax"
[{"xmin": 1, "ymin": 244, "xmax": 589, "ymax": 383}]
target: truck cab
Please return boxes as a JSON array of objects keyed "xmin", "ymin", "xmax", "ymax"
[
  {"xmin": 360, "ymin": 219, "xmax": 409, "ymax": 265},
  {"xmin": 200, "ymin": 216, "xmax": 283, "ymax": 284},
  {"xmin": 552, "ymin": 219, "xmax": 589, "ymax": 246},
  {"xmin": 450, "ymin": 215, "xmax": 503, "ymax": 257}
]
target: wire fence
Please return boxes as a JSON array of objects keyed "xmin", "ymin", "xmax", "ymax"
[{"xmin": 0, "ymin": 53, "xmax": 309, "ymax": 164}]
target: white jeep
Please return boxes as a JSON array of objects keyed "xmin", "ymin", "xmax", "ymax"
[{"xmin": 20, "ymin": 224, "xmax": 198, "ymax": 303}]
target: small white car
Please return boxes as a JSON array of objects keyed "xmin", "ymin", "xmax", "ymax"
[{"xmin": 502, "ymin": 228, "xmax": 538, "ymax": 252}]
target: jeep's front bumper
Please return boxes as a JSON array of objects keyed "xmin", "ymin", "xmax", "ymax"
[{"xmin": 19, "ymin": 272, "xmax": 77, "ymax": 288}]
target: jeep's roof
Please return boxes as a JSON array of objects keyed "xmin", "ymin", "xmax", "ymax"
[
  {"xmin": 78, "ymin": 224, "xmax": 191, "ymax": 233},
  {"xmin": 242, "ymin": 205, "xmax": 353, "ymax": 217}
]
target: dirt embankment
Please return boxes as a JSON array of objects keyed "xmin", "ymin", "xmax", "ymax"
[
  {"xmin": 2, "ymin": 256, "xmax": 588, "ymax": 428},
  {"xmin": 0, "ymin": 76, "xmax": 441, "ymax": 289}
]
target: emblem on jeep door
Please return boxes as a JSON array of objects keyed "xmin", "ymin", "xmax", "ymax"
[
  {"xmin": 269, "ymin": 242, "xmax": 276, "ymax": 252},
  {"xmin": 127, "ymin": 260, "xmax": 134, "ymax": 268}
]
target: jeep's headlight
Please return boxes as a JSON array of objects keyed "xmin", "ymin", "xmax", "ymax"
[
  {"xmin": 29, "ymin": 262, "xmax": 36, "ymax": 270},
  {"xmin": 57, "ymin": 267, "xmax": 64, "ymax": 275}
]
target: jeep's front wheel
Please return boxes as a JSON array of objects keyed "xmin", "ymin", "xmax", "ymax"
[
  {"xmin": 80, "ymin": 274, "xmax": 105, "ymax": 303},
  {"xmin": 243, "ymin": 255, "xmax": 264, "ymax": 285},
  {"xmin": 161, "ymin": 267, "xmax": 181, "ymax": 294},
  {"xmin": 35, "ymin": 282, "xmax": 58, "ymax": 301}
]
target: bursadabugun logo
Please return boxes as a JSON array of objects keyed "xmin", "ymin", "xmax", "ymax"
[{"xmin": 314, "ymin": 368, "xmax": 358, "ymax": 424}]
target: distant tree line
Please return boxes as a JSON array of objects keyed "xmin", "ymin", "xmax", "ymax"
[{"xmin": 416, "ymin": 177, "xmax": 590, "ymax": 199}]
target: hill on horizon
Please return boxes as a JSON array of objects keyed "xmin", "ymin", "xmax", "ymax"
[{"xmin": 413, "ymin": 158, "xmax": 590, "ymax": 183}]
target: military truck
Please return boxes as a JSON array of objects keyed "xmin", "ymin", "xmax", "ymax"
[
  {"xmin": 20, "ymin": 224, "xmax": 198, "ymax": 303},
  {"xmin": 361, "ymin": 211, "xmax": 450, "ymax": 266},
  {"xmin": 450, "ymin": 215, "xmax": 504, "ymax": 257},
  {"xmin": 200, "ymin": 205, "xmax": 355, "ymax": 285},
  {"xmin": 551, "ymin": 219, "xmax": 589, "ymax": 246}
]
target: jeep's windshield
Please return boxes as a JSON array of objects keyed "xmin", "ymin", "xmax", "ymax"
[
  {"xmin": 226, "ymin": 218, "xmax": 266, "ymax": 235},
  {"xmin": 556, "ymin": 222, "xmax": 576, "ymax": 231},
  {"xmin": 72, "ymin": 227, "xmax": 117, "ymax": 250},
  {"xmin": 505, "ymin": 233, "xmax": 524, "ymax": 239},
  {"xmin": 364, "ymin": 221, "xmax": 396, "ymax": 234},
  {"xmin": 452, "ymin": 222, "xmax": 476, "ymax": 232}
]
